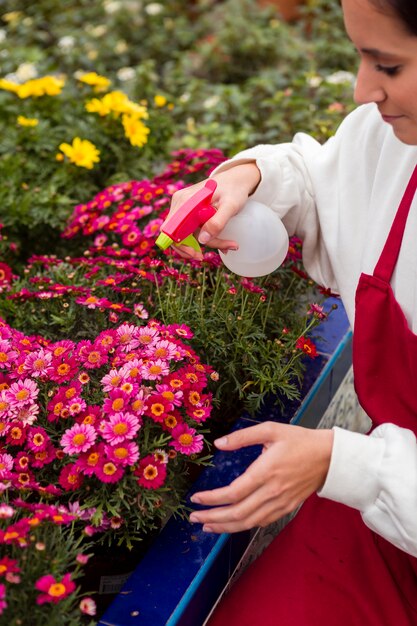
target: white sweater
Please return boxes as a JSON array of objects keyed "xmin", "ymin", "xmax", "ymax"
[{"xmin": 213, "ymin": 103, "xmax": 417, "ymax": 557}]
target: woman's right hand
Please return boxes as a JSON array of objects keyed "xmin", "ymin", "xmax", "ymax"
[{"xmin": 165, "ymin": 162, "xmax": 261, "ymax": 260}]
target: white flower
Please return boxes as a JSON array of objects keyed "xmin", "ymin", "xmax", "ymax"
[
  {"xmin": 58, "ymin": 35, "xmax": 76, "ymax": 50},
  {"xmin": 89, "ymin": 24, "xmax": 108, "ymax": 37},
  {"xmin": 325, "ymin": 70, "xmax": 356, "ymax": 86},
  {"xmin": 115, "ymin": 40, "xmax": 128, "ymax": 54},
  {"xmin": 145, "ymin": 3, "xmax": 163, "ymax": 15},
  {"xmin": 9, "ymin": 62, "xmax": 38, "ymax": 83},
  {"xmin": 104, "ymin": 1, "xmax": 122, "ymax": 13},
  {"xmin": 117, "ymin": 66, "xmax": 136, "ymax": 82},
  {"xmin": 307, "ymin": 75, "xmax": 322, "ymax": 88},
  {"xmin": 204, "ymin": 95, "xmax": 220, "ymax": 109}
]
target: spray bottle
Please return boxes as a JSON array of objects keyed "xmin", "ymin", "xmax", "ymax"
[{"xmin": 155, "ymin": 179, "xmax": 289, "ymax": 278}]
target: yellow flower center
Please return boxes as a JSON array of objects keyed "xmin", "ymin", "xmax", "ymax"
[
  {"xmin": 144, "ymin": 465, "xmax": 157, "ymax": 479},
  {"xmin": 114, "ymin": 447, "xmax": 128, "ymax": 459},
  {"xmin": 112, "ymin": 398, "xmax": 124, "ymax": 411},
  {"xmin": 114, "ymin": 422, "xmax": 128, "ymax": 435},
  {"xmin": 16, "ymin": 389, "xmax": 29, "ymax": 401},
  {"xmin": 48, "ymin": 583, "xmax": 66, "ymax": 597},
  {"xmin": 73, "ymin": 433, "xmax": 86, "ymax": 445},
  {"xmin": 103, "ymin": 462, "xmax": 117, "ymax": 475},
  {"xmin": 179, "ymin": 434, "xmax": 193, "ymax": 446}
]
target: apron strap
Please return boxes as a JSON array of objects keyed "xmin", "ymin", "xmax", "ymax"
[{"xmin": 374, "ymin": 163, "xmax": 417, "ymax": 282}]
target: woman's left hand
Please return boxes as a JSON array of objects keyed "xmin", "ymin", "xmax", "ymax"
[{"xmin": 189, "ymin": 421, "xmax": 334, "ymax": 533}]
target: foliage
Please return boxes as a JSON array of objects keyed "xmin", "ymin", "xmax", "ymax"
[
  {"xmin": 1, "ymin": 150, "xmax": 330, "ymax": 422},
  {"xmin": 0, "ymin": 499, "xmax": 97, "ymax": 625},
  {"xmin": 0, "ymin": 70, "xmax": 174, "ymax": 261}
]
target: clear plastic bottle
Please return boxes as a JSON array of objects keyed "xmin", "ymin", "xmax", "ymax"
[{"xmin": 218, "ymin": 199, "xmax": 289, "ymax": 277}]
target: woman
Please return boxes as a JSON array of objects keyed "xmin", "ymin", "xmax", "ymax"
[{"xmin": 164, "ymin": 0, "xmax": 417, "ymax": 623}]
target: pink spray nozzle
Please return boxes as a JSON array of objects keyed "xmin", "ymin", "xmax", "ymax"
[{"xmin": 156, "ymin": 179, "xmax": 217, "ymax": 251}]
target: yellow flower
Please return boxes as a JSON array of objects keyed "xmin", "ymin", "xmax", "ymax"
[
  {"xmin": 122, "ymin": 114, "xmax": 150, "ymax": 148},
  {"xmin": 17, "ymin": 115, "xmax": 39, "ymax": 127},
  {"xmin": 16, "ymin": 76, "xmax": 65, "ymax": 99},
  {"xmin": 0, "ymin": 79, "xmax": 19, "ymax": 94},
  {"xmin": 2, "ymin": 11, "xmax": 23, "ymax": 24},
  {"xmin": 85, "ymin": 98, "xmax": 112, "ymax": 116},
  {"xmin": 154, "ymin": 94, "xmax": 167, "ymax": 107},
  {"xmin": 77, "ymin": 71, "xmax": 111, "ymax": 93},
  {"xmin": 58, "ymin": 137, "xmax": 100, "ymax": 169}
]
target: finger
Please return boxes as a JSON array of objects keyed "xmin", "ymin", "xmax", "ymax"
[
  {"xmin": 172, "ymin": 243, "xmax": 203, "ymax": 260},
  {"xmin": 197, "ymin": 205, "xmax": 238, "ymax": 244},
  {"xmin": 193, "ymin": 494, "xmax": 290, "ymax": 534},
  {"xmin": 213, "ymin": 421, "xmax": 280, "ymax": 452},
  {"xmin": 190, "ymin": 444, "xmax": 277, "ymax": 507}
]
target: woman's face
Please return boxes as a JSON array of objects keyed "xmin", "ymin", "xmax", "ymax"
[{"xmin": 342, "ymin": 0, "xmax": 417, "ymax": 145}]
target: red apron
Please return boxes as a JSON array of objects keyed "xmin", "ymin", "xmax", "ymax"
[{"xmin": 208, "ymin": 164, "xmax": 417, "ymax": 626}]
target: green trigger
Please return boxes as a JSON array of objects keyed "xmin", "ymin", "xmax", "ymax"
[{"xmin": 179, "ymin": 234, "xmax": 201, "ymax": 252}]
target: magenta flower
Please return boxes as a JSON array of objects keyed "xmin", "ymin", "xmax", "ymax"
[
  {"xmin": 170, "ymin": 423, "xmax": 204, "ymax": 455},
  {"xmin": 61, "ymin": 423, "xmax": 97, "ymax": 455},
  {"xmin": 26, "ymin": 427, "xmax": 50, "ymax": 452},
  {"xmin": 0, "ymin": 583, "xmax": 7, "ymax": 615},
  {"xmin": 0, "ymin": 339, "xmax": 18, "ymax": 368},
  {"xmin": 35, "ymin": 573, "xmax": 76, "ymax": 605},
  {"xmin": 103, "ymin": 390, "xmax": 131, "ymax": 416},
  {"xmin": 134, "ymin": 455, "xmax": 167, "ymax": 489},
  {"xmin": 105, "ymin": 441, "xmax": 139, "ymax": 467},
  {"xmin": 95, "ymin": 459, "xmax": 125, "ymax": 483}
]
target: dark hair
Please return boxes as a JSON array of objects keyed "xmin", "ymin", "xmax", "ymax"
[{"xmin": 370, "ymin": 0, "xmax": 417, "ymax": 36}]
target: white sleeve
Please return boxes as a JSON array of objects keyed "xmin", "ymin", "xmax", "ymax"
[
  {"xmin": 318, "ymin": 424, "xmax": 417, "ymax": 557},
  {"xmin": 210, "ymin": 104, "xmax": 392, "ymax": 300}
]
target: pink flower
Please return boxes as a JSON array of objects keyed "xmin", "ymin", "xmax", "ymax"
[
  {"xmin": 101, "ymin": 412, "xmax": 140, "ymax": 444},
  {"xmin": 23, "ymin": 348, "xmax": 53, "ymax": 377},
  {"xmin": 80, "ymin": 596, "xmax": 97, "ymax": 616},
  {"xmin": 170, "ymin": 423, "xmax": 204, "ymax": 455},
  {"xmin": 134, "ymin": 455, "xmax": 167, "ymax": 489},
  {"xmin": 80, "ymin": 344, "xmax": 108, "ymax": 370},
  {"xmin": 0, "ymin": 504, "xmax": 14, "ymax": 519},
  {"xmin": 0, "ymin": 339, "xmax": 18, "ymax": 368},
  {"xmin": 116, "ymin": 324, "xmax": 140, "ymax": 351},
  {"xmin": 146, "ymin": 339, "xmax": 178, "ymax": 361},
  {"xmin": 133, "ymin": 303, "xmax": 149, "ymax": 319},
  {"xmin": 61, "ymin": 423, "xmax": 97, "ymax": 455},
  {"xmin": 101, "ymin": 368, "xmax": 124, "ymax": 392},
  {"xmin": 35, "ymin": 573, "xmax": 76, "ymax": 604},
  {"xmin": 0, "ymin": 453, "xmax": 13, "ymax": 478},
  {"xmin": 6, "ymin": 379, "xmax": 38, "ymax": 407},
  {"xmin": 141, "ymin": 358, "xmax": 170, "ymax": 381},
  {"xmin": 9, "ymin": 402, "xmax": 39, "ymax": 426}
]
